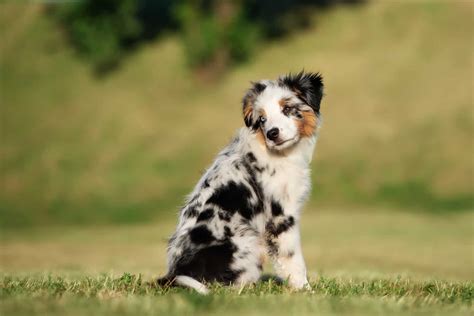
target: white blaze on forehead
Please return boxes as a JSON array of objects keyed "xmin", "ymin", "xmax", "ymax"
[{"xmin": 255, "ymin": 84, "xmax": 292, "ymax": 110}]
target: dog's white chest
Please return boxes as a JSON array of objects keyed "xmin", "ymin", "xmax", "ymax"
[
  {"xmin": 264, "ymin": 161, "xmax": 310, "ymax": 205},
  {"xmin": 257, "ymin": 136, "xmax": 316, "ymax": 214}
]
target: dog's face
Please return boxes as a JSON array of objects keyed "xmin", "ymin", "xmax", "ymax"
[{"xmin": 242, "ymin": 72, "xmax": 324, "ymax": 151}]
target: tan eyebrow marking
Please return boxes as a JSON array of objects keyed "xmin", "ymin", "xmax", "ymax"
[{"xmin": 278, "ymin": 97, "xmax": 292, "ymax": 109}]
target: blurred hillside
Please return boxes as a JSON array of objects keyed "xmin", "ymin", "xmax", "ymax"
[
  {"xmin": 50, "ymin": 0, "xmax": 362, "ymax": 75},
  {"xmin": 1, "ymin": 1, "xmax": 473, "ymax": 227}
]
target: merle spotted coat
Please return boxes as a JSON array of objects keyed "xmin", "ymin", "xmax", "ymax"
[{"xmin": 158, "ymin": 72, "xmax": 324, "ymax": 293}]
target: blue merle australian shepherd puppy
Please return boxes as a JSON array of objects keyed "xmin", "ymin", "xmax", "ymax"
[{"xmin": 158, "ymin": 71, "xmax": 324, "ymax": 294}]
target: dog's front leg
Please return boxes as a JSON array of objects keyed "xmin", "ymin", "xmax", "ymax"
[{"xmin": 266, "ymin": 218, "xmax": 310, "ymax": 290}]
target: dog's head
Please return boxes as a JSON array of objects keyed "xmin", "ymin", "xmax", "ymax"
[{"xmin": 242, "ymin": 71, "xmax": 324, "ymax": 151}]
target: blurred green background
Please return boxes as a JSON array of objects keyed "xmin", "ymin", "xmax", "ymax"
[
  {"xmin": 1, "ymin": 0, "xmax": 472, "ymax": 229},
  {"xmin": 1, "ymin": 4, "xmax": 474, "ymax": 315},
  {"xmin": 2, "ymin": 3, "xmax": 474, "ymax": 316}
]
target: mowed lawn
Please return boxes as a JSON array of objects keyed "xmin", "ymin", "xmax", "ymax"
[{"xmin": 1, "ymin": 209, "xmax": 473, "ymax": 315}]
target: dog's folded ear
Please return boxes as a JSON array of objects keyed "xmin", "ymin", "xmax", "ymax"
[
  {"xmin": 279, "ymin": 71, "xmax": 324, "ymax": 115},
  {"xmin": 242, "ymin": 81, "xmax": 266, "ymax": 129}
]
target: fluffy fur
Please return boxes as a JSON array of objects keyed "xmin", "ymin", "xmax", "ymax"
[{"xmin": 158, "ymin": 71, "xmax": 324, "ymax": 293}]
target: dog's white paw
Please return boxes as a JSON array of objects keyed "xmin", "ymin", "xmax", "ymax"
[{"xmin": 289, "ymin": 276, "xmax": 311, "ymax": 291}]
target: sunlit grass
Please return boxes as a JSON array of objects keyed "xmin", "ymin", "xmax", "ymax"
[
  {"xmin": 1, "ymin": 199, "xmax": 472, "ymax": 315},
  {"xmin": 1, "ymin": 273, "xmax": 472, "ymax": 316}
]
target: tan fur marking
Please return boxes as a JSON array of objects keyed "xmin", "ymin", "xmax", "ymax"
[
  {"xmin": 256, "ymin": 129, "xmax": 266, "ymax": 145},
  {"xmin": 278, "ymin": 97, "xmax": 291, "ymax": 109},
  {"xmin": 243, "ymin": 102, "xmax": 253, "ymax": 124},
  {"xmin": 297, "ymin": 110, "xmax": 317, "ymax": 137}
]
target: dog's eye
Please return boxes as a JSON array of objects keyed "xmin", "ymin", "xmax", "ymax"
[
  {"xmin": 283, "ymin": 106, "xmax": 292, "ymax": 116},
  {"xmin": 259, "ymin": 116, "xmax": 266, "ymax": 124}
]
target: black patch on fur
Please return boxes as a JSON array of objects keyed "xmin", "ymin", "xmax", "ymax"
[
  {"xmin": 245, "ymin": 151, "xmax": 265, "ymax": 172},
  {"xmin": 183, "ymin": 206, "xmax": 198, "ymax": 218},
  {"xmin": 244, "ymin": 115, "xmax": 252, "ymax": 129},
  {"xmin": 189, "ymin": 225, "xmax": 216, "ymax": 244},
  {"xmin": 271, "ymin": 200, "xmax": 284, "ymax": 216},
  {"xmin": 196, "ymin": 208, "xmax": 214, "ymax": 222},
  {"xmin": 266, "ymin": 216, "xmax": 295, "ymax": 237},
  {"xmin": 173, "ymin": 241, "xmax": 240, "ymax": 284},
  {"xmin": 246, "ymin": 152, "xmax": 257, "ymax": 163},
  {"xmin": 241, "ymin": 159, "xmax": 265, "ymax": 215},
  {"xmin": 279, "ymin": 71, "xmax": 324, "ymax": 115},
  {"xmin": 218, "ymin": 210, "xmax": 232, "ymax": 222},
  {"xmin": 266, "ymin": 238, "xmax": 278, "ymax": 256},
  {"xmin": 224, "ymin": 226, "xmax": 233, "ymax": 238},
  {"xmin": 254, "ymin": 82, "xmax": 266, "ymax": 93},
  {"xmin": 206, "ymin": 181, "xmax": 256, "ymax": 220},
  {"xmin": 255, "ymin": 165, "xmax": 264, "ymax": 173},
  {"xmin": 203, "ymin": 179, "xmax": 210, "ymax": 188},
  {"xmin": 251, "ymin": 121, "xmax": 260, "ymax": 131}
]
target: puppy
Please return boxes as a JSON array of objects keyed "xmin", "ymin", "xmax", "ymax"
[{"xmin": 158, "ymin": 71, "xmax": 324, "ymax": 294}]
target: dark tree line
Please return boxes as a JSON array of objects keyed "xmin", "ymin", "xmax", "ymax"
[{"xmin": 52, "ymin": 0, "xmax": 362, "ymax": 76}]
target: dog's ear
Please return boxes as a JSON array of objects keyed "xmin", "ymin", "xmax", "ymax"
[
  {"xmin": 242, "ymin": 82, "xmax": 266, "ymax": 128},
  {"xmin": 279, "ymin": 71, "xmax": 324, "ymax": 115}
]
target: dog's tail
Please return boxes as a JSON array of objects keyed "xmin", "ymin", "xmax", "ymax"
[{"xmin": 157, "ymin": 275, "xmax": 209, "ymax": 295}]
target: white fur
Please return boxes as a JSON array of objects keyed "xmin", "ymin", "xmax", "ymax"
[
  {"xmin": 174, "ymin": 275, "xmax": 209, "ymax": 295},
  {"xmin": 245, "ymin": 128, "xmax": 316, "ymax": 288}
]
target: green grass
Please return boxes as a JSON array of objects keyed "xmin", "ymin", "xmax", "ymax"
[
  {"xmin": 1, "ymin": 273, "xmax": 472, "ymax": 316},
  {"xmin": 1, "ymin": 1, "xmax": 473, "ymax": 227},
  {"xmin": 1, "ymin": 209, "xmax": 473, "ymax": 315}
]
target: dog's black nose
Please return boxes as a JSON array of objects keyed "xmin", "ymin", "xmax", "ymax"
[{"xmin": 266, "ymin": 128, "xmax": 279, "ymax": 141}]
